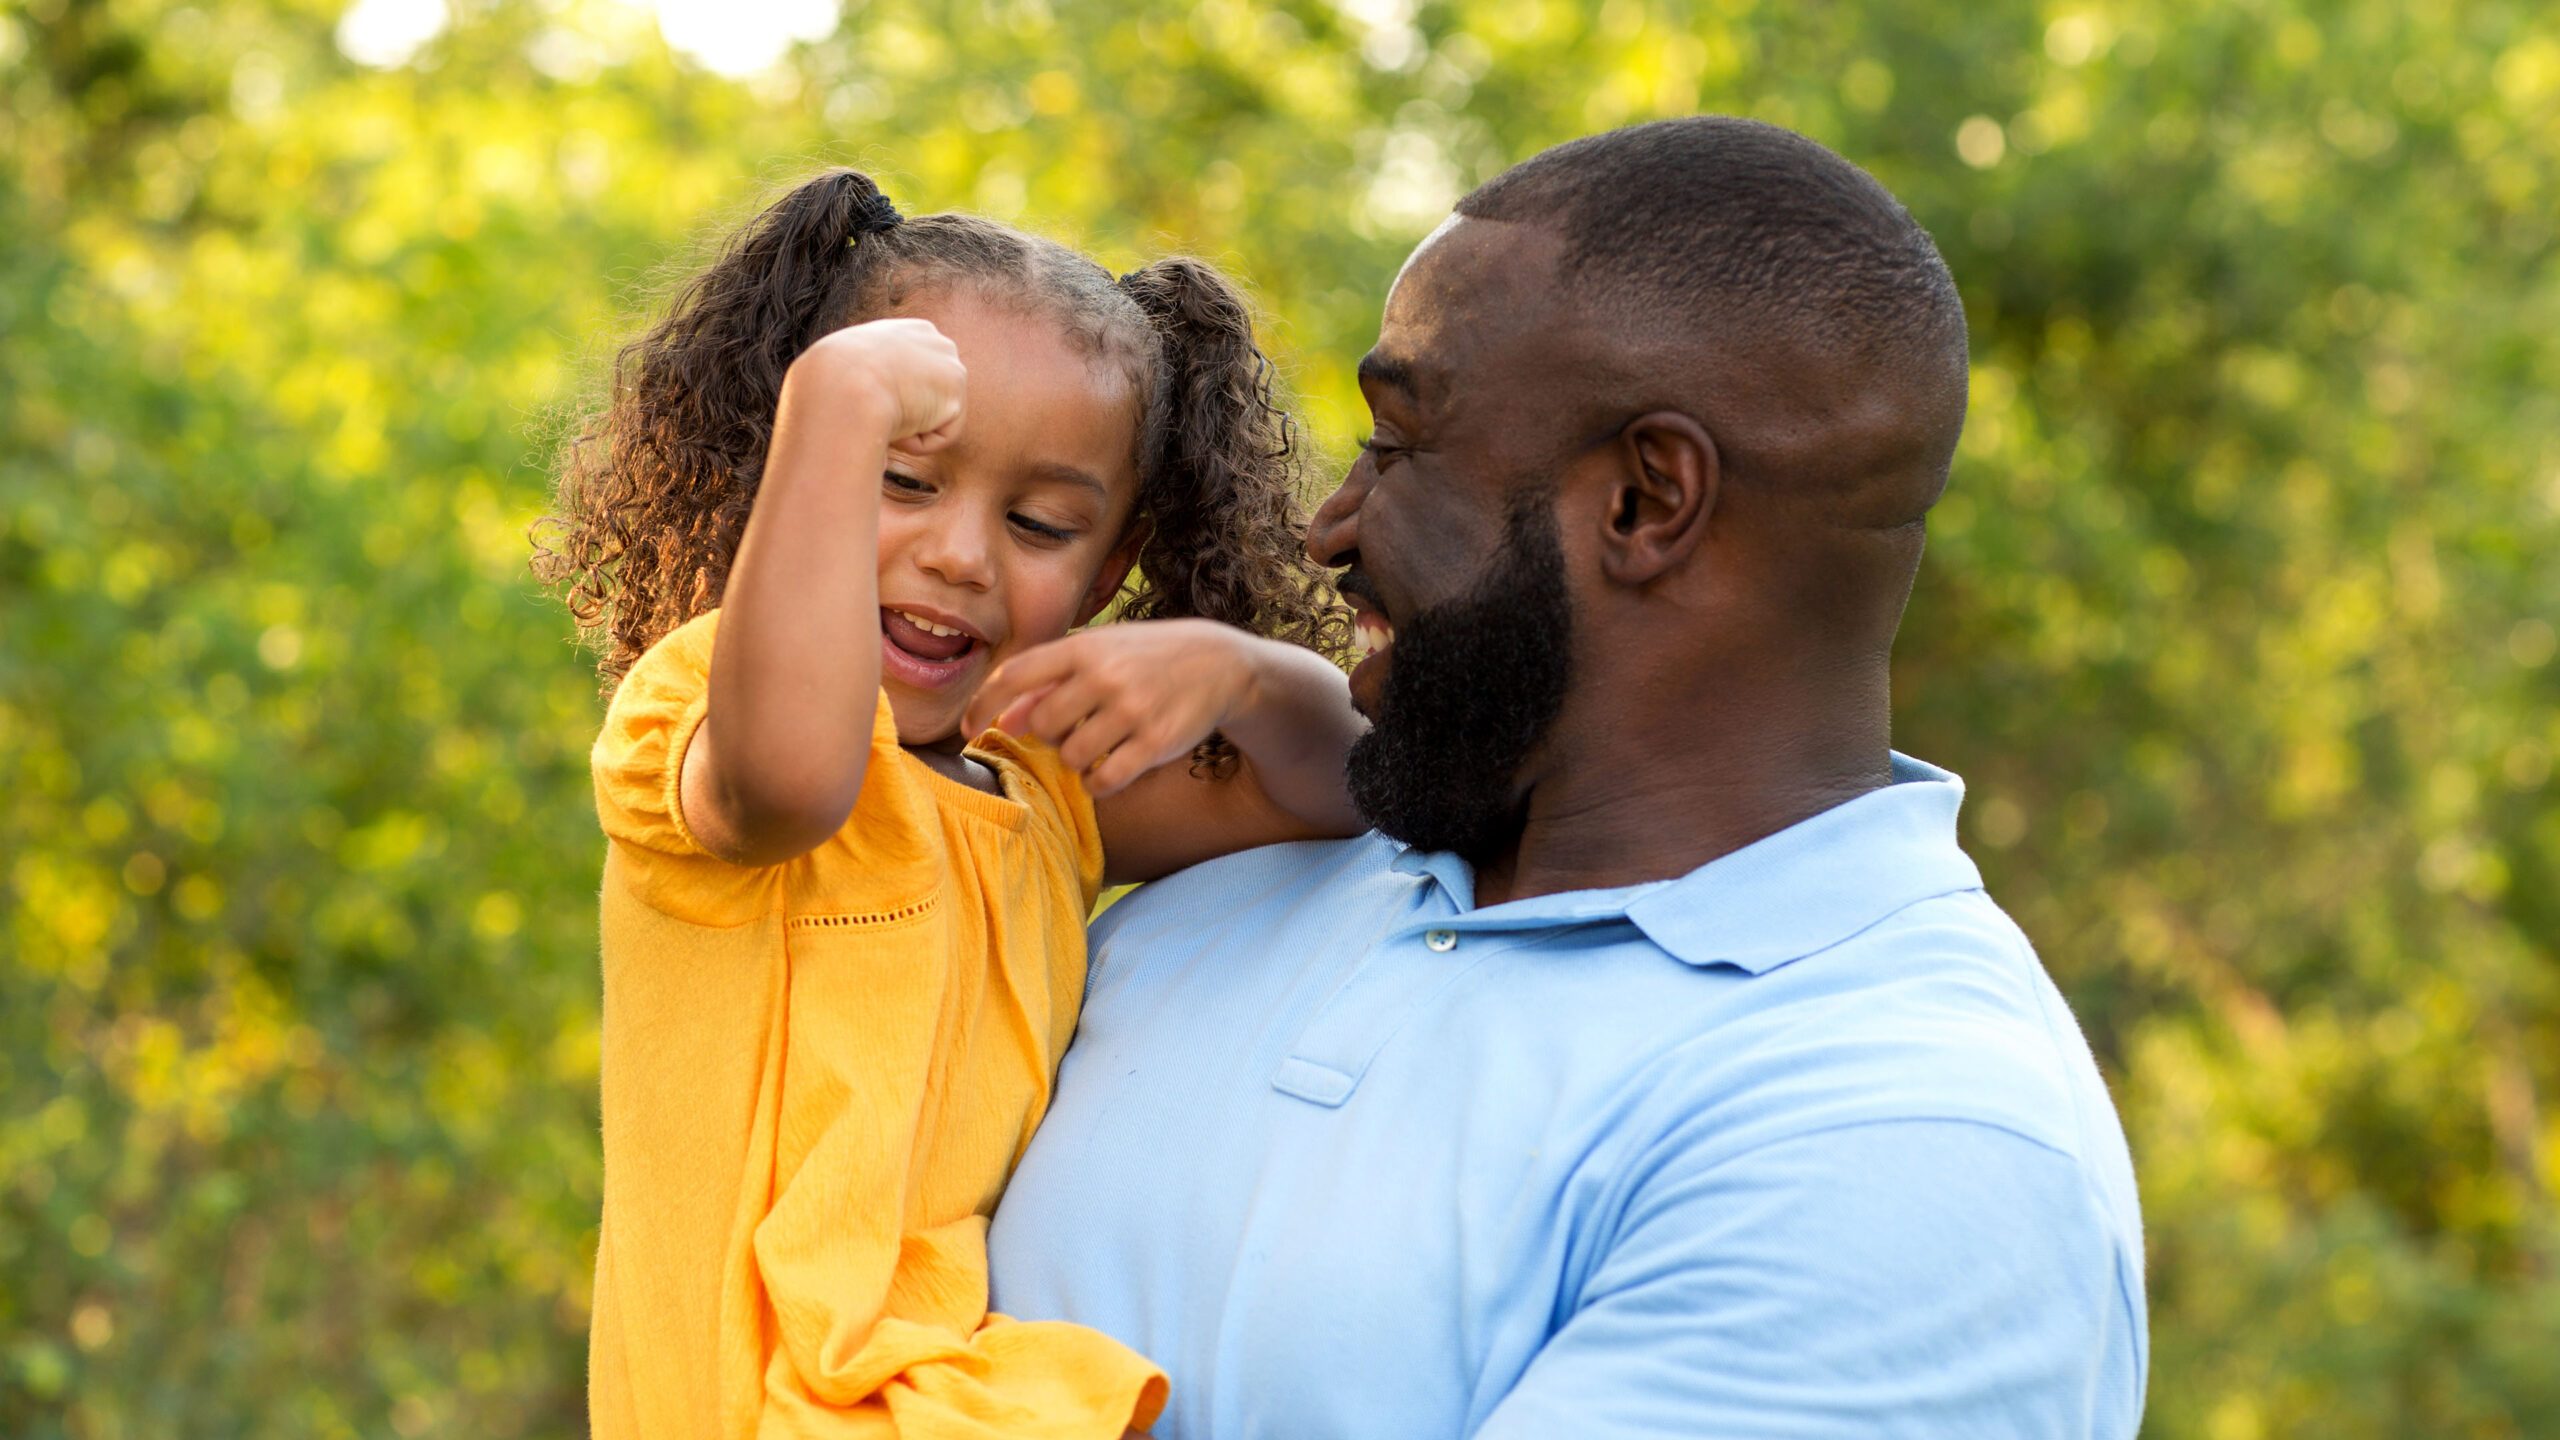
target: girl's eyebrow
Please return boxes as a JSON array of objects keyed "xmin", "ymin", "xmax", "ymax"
[{"xmin": 1020, "ymin": 461, "xmax": 1112, "ymax": 498}]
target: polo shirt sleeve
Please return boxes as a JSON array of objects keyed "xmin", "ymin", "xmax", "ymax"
[{"xmin": 1473, "ymin": 1116, "xmax": 2143, "ymax": 1440}]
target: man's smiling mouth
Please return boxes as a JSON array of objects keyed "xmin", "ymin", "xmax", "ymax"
[
  {"xmin": 1339, "ymin": 582, "xmax": 1397, "ymax": 721},
  {"xmin": 1353, "ymin": 610, "xmax": 1395, "ymax": 658},
  {"xmin": 1337, "ymin": 569, "xmax": 1397, "ymax": 660}
]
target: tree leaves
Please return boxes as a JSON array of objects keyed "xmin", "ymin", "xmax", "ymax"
[{"xmin": 3, "ymin": 0, "xmax": 2555, "ymax": 1434}]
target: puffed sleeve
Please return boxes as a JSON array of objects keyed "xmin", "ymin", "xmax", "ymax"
[
  {"xmin": 592, "ymin": 609, "xmax": 947, "ymax": 926},
  {"xmin": 593, "ymin": 612, "xmax": 723, "ymax": 856},
  {"xmin": 588, "ymin": 612, "xmax": 776, "ymax": 928}
]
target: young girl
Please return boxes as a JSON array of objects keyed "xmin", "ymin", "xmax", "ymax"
[{"xmin": 539, "ymin": 170, "xmax": 1362, "ymax": 1439}]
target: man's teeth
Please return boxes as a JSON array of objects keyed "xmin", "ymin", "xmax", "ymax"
[
  {"xmin": 1354, "ymin": 616, "xmax": 1395, "ymax": 658},
  {"xmin": 895, "ymin": 610, "xmax": 965, "ymax": 639}
]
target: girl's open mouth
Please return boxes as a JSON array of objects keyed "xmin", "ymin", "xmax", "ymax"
[{"xmin": 880, "ymin": 607, "xmax": 984, "ymax": 690}]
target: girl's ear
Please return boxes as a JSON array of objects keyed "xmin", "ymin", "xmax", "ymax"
[{"xmin": 1075, "ymin": 517, "xmax": 1151, "ymax": 626}]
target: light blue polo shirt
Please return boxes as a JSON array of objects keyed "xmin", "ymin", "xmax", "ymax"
[{"xmin": 987, "ymin": 755, "xmax": 2147, "ymax": 1439}]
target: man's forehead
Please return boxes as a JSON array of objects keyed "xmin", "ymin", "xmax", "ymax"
[
  {"xmin": 1388, "ymin": 213, "xmax": 1468, "ymax": 293},
  {"xmin": 1384, "ymin": 215, "xmax": 1560, "ymax": 316},
  {"xmin": 1376, "ymin": 216, "xmax": 1570, "ymax": 399}
]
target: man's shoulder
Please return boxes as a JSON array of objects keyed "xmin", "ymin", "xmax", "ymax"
[
  {"xmin": 1638, "ymin": 887, "xmax": 2118, "ymax": 1169},
  {"xmin": 1629, "ymin": 886, "xmax": 2151, "ymax": 1413}
]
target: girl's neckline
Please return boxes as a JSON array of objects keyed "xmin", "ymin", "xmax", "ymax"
[
  {"xmin": 901, "ymin": 738, "xmax": 1034, "ymax": 829},
  {"xmin": 908, "ymin": 745, "xmax": 1001, "ymax": 794}
]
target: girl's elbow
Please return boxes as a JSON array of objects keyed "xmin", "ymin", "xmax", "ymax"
[{"xmin": 707, "ymin": 765, "xmax": 865, "ymax": 866}]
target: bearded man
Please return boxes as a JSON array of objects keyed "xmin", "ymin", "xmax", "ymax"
[{"xmin": 988, "ymin": 116, "xmax": 2147, "ymax": 1440}]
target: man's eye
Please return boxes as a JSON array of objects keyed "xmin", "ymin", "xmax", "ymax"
[{"xmin": 1359, "ymin": 435, "xmax": 1406, "ymax": 466}]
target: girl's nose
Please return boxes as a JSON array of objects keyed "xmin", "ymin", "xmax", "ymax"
[{"xmin": 914, "ymin": 513, "xmax": 997, "ymax": 591}]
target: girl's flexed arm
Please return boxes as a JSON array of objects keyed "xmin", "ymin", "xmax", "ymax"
[
  {"xmin": 965, "ymin": 620, "xmax": 1366, "ymax": 885},
  {"xmin": 683, "ymin": 320, "xmax": 966, "ymax": 867}
]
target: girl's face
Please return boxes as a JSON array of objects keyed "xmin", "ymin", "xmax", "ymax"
[{"xmin": 873, "ymin": 287, "xmax": 1145, "ymax": 750}]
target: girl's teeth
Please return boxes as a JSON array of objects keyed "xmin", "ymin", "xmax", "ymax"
[{"xmin": 898, "ymin": 610, "xmax": 961, "ymax": 638}]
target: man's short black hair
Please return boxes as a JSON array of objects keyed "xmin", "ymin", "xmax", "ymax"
[{"xmin": 1457, "ymin": 116, "xmax": 1967, "ymax": 376}]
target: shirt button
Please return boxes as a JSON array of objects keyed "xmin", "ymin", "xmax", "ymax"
[{"xmin": 1424, "ymin": 929, "xmax": 1458, "ymax": 953}]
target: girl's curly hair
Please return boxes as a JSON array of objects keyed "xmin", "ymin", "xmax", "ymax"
[{"xmin": 534, "ymin": 168, "xmax": 1348, "ymax": 717}]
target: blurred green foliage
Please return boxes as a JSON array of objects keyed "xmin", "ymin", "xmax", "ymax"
[{"xmin": 4, "ymin": 0, "xmax": 2557, "ymax": 1434}]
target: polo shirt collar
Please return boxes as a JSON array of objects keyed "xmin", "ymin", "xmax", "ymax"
[
  {"xmin": 1387, "ymin": 843, "xmax": 1476, "ymax": 907},
  {"xmin": 1386, "ymin": 753, "xmax": 1983, "ymax": 974},
  {"xmin": 1626, "ymin": 752, "xmax": 1982, "ymax": 973}
]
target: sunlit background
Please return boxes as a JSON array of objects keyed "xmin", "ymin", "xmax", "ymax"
[
  {"xmin": 5, "ymin": 0, "xmax": 2558, "ymax": 1435},
  {"xmin": 337, "ymin": 0, "xmax": 840, "ymax": 76}
]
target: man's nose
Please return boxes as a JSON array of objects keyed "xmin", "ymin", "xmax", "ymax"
[{"xmin": 1305, "ymin": 468, "xmax": 1368, "ymax": 568}]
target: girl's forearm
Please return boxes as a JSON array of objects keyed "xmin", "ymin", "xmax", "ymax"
[
  {"xmin": 1219, "ymin": 637, "xmax": 1368, "ymax": 834},
  {"xmin": 696, "ymin": 361, "xmax": 892, "ymax": 861}
]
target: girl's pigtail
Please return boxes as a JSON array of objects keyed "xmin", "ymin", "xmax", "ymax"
[
  {"xmin": 538, "ymin": 168, "xmax": 902, "ymax": 684},
  {"xmin": 1118, "ymin": 257, "xmax": 1350, "ymax": 777},
  {"xmin": 1116, "ymin": 258, "xmax": 1347, "ymax": 656}
]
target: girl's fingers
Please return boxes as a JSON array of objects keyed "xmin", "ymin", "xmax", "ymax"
[
  {"xmin": 914, "ymin": 387, "xmax": 964, "ymax": 446},
  {"xmin": 1059, "ymin": 705, "xmax": 1137, "ymax": 776},
  {"xmin": 1017, "ymin": 670, "xmax": 1112, "ymax": 747},
  {"xmin": 986, "ymin": 683, "xmax": 1056, "ymax": 738},
  {"xmin": 967, "ymin": 643, "xmax": 1080, "ymax": 734},
  {"xmin": 1084, "ymin": 726, "xmax": 1182, "ymax": 798}
]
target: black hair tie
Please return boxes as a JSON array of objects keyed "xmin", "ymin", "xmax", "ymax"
[{"xmin": 848, "ymin": 186, "xmax": 903, "ymax": 243}]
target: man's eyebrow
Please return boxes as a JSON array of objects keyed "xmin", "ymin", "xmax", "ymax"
[{"xmin": 1357, "ymin": 352, "xmax": 1420, "ymax": 401}]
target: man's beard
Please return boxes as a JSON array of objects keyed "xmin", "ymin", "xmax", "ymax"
[{"xmin": 1345, "ymin": 492, "xmax": 1574, "ymax": 861}]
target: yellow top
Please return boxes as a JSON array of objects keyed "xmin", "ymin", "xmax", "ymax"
[{"xmin": 586, "ymin": 611, "xmax": 1167, "ymax": 1440}]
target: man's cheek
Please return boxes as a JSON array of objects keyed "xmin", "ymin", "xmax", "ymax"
[{"xmin": 1378, "ymin": 525, "xmax": 1492, "ymax": 613}]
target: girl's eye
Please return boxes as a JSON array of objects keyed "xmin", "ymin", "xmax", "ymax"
[
  {"xmin": 884, "ymin": 471, "xmax": 930, "ymax": 494},
  {"xmin": 1009, "ymin": 513, "xmax": 1077, "ymax": 543}
]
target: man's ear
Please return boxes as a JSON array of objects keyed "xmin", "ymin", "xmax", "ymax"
[
  {"xmin": 1074, "ymin": 518, "xmax": 1151, "ymax": 627},
  {"xmin": 1599, "ymin": 411, "xmax": 1718, "ymax": 586}
]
